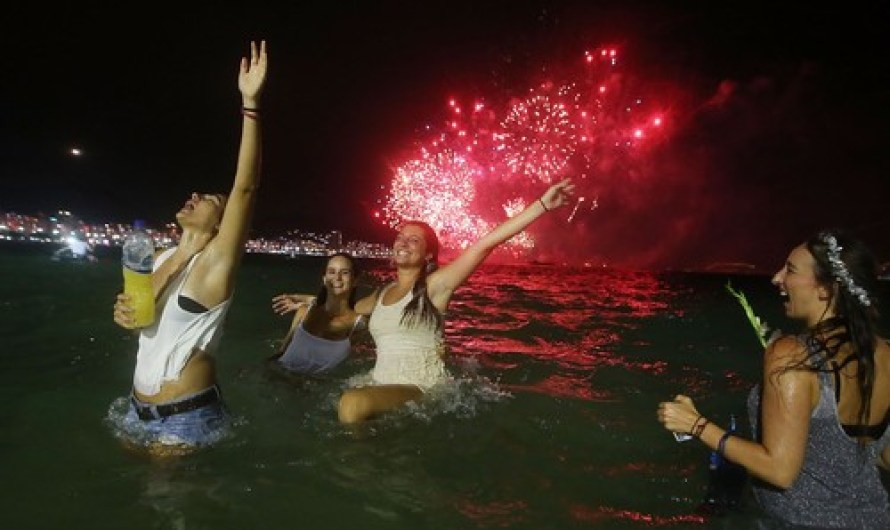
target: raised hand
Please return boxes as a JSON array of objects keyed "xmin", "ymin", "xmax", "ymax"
[
  {"xmin": 540, "ymin": 178, "xmax": 576, "ymax": 211},
  {"xmin": 238, "ymin": 40, "xmax": 268, "ymax": 106}
]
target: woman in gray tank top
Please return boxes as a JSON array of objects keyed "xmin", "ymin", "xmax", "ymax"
[
  {"xmin": 658, "ymin": 229, "xmax": 890, "ymax": 529},
  {"xmin": 269, "ymin": 253, "xmax": 374, "ymax": 375}
]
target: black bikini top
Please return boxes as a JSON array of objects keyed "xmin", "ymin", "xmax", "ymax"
[
  {"xmin": 832, "ymin": 365, "xmax": 890, "ymax": 439},
  {"xmin": 178, "ymin": 294, "xmax": 208, "ymax": 313}
]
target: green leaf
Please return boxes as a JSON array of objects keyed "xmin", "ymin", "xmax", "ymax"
[{"xmin": 726, "ymin": 281, "xmax": 767, "ymax": 348}]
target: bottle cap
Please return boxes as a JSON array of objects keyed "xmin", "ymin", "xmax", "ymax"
[{"xmin": 133, "ymin": 219, "xmax": 146, "ymax": 230}]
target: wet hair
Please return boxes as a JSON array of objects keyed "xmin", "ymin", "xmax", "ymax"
[
  {"xmin": 315, "ymin": 252, "xmax": 359, "ymax": 309},
  {"xmin": 398, "ymin": 221, "xmax": 443, "ymax": 331},
  {"xmin": 799, "ymin": 229, "xmax": 881, "ymax": 430}
]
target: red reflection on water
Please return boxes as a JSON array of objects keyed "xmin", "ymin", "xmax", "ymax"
[
  {"xmin": 454, "ymin": 498, "xmax": 528, "ymax": 526},
  {"xmin": 440, "ymin": 266, "xmax": 683, "ymax": 401},
  {"xmin": 500, "ymin": 374, "xmax": 615, "ymax": 401},
  {"xmin": 570, "ymin": 505, "xmax": 707, "ymax": 525}
]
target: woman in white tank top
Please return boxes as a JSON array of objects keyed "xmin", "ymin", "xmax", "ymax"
[
  {"xmin": 337, "ymin": 178, "xmax": 576, "ymax": 424},
  {"xmin": 110, "ymin": 41, "xmax": 267, "ymax": 456}
]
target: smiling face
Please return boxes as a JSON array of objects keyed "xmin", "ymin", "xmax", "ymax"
[
  {"xmin": 392, "ymin": 223, "xmax": 433, "ymax": 268},
  {"xmin": 175, "ymin": 192, "xmax": 227, "ymax": 232},
  {"xmin": 772, "ymin": 244, "xmax": 833, "ymax": 327},
  {"xmin": 322, "ymin": 254, "xmax": 355, "ymax": 297}
]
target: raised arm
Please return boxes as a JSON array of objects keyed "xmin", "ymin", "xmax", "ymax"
[
  {"xmin": 428, "ymin": 178, "xmax": 574, "ymax": 305},
  {"xmin": 202, "ymin": 40, "xmax": 268, "ymax": 291}
]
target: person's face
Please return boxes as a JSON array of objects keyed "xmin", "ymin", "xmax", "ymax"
[
  {"xmin": 772, "ymin": 244, "xmax": 832, "ymax": 327},
  {"xmin": 176, "ymin": 193, "xmax": 226, "ymax": 231},
  {"xmin": 393, "ymin": 224, "xmax": 430, "ymax": 267},
  {"xmin": 323, "ymin": 255, "xmax": 354, "ymax": 296}
]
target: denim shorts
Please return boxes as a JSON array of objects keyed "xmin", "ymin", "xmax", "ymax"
[{"xmin": 118, "ymin": 386, "xmax": 232, "ymax": 449}]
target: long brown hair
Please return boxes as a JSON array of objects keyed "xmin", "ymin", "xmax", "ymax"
[
  {"xmin": 802, "ymin": 229, "xmax": 881, "ymax": 430},
  {"xmin": 398, "ymin": 221, "xmax": 443, "ymax": 331}
]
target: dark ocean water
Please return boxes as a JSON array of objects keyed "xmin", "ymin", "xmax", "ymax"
[{"xmin": 1, "ymin": 242, "xmax": 887, "ymax": 529}]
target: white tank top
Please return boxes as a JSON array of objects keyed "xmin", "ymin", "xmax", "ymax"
[
  {"xmin": 133, "ymin": 248, "xmax": 232, "ymax": 395},
  {"xmin": 369, "ymin": 283, "xmax": 447, "ymax": 390}
]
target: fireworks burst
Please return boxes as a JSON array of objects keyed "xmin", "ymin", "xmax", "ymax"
[
  {"xmin": 495, "ymin": 83, "xmax": 581, "ymax": 185},
  {"xmin": 378, "ymin": 46, "xmax": 673, "ymax": 254},
  {"xmin": 381, "ymin": 149, "xmax": 492, "ymax": 250}
]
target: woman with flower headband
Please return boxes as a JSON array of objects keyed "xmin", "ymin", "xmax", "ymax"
[{"xmin": 658, "ymin": 229, "xmax": 890, "ymax": 528}]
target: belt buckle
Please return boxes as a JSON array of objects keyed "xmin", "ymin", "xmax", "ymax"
[
  {"xmin": 144, "ymin": 406, "xmax": 162, "ymax": 420},
  {"xmin": 131, "ymin": 397, "xmax": 161, "ymax": 421}
]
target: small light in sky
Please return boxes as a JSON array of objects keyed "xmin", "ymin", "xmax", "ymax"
[{"xmin": 69, "ymin": 148, "xmax": 82, "ymax": 157}]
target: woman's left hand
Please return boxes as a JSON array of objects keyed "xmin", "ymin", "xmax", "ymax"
[
  {"xmin": 540, "ymin": 178, "xmax": 576, "ymax": 211},
  {"xmin": 657, "ymin": 394, "xmax": 702, "ymax": 436}
]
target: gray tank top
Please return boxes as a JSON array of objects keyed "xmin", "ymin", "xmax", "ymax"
[
  {"xmin": 746, "ymin": 336, "xmax": 890, "ymax": 529},
  {"xmin": 276, "ymin": 301, "xmax": 362, "ymax": 375}
]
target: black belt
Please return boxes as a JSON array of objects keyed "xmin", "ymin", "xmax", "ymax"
[{"xmin": 130, "ymin": 385, "xmax": 222, "ymax": 421}]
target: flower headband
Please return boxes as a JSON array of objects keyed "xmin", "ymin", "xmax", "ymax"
[{"xmin": 821, "ymin": 234, "xmax": 871, "ymax": 307}]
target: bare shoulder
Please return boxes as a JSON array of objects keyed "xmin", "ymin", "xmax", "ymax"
[
  {"xmin": 354, "ymin": 286, "xmax": 384, "ymax": 315},
  {"xmin": 765, "ymin": 335, "xmax": 808, "ymax": 364}
]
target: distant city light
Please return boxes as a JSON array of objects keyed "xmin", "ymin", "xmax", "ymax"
[{"xmin": 0, "ymin": 209, "xmax": 392, "ymax": 260}]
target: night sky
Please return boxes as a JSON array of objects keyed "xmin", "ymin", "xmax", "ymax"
[{"xmin": 3, "ymin": 1, "xmax": 888, "ymax": 270}]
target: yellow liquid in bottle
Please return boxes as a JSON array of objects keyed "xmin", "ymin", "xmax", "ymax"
[{"xmin": 123, "ymin": 267, "xmax": 155, "ymax": 327}]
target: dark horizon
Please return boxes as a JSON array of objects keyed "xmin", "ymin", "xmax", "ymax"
[{"xmin": 3, "ymin": 1, "xmax": 889, "ymax": 271}]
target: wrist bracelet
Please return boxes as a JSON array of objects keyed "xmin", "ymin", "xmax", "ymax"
[
  {"xmin": 717, "ymin": 431, "xmax": 733, "ymax": 456},
  {"xmin": 242, "ymin": 106, "xmax": 260, "ymax": 112},
  {"xmin": 687, "ymin": 414, "xmax": 701, "ymax": 436},
  {"xmin": 693, "ymin": 418, "xmax": 709, "ymax": 438},
  {"xmin": 241, "ymin": 108, "xmax": 259, "ymax": 120},
  {"xmin": 538, "ymin": 198, "xmax": 550, "ymax": 212}
]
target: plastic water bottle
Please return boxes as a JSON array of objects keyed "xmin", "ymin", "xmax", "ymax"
[
  {"xmin": 697, "ymin": 449, "xmax": 727, "ymax": 516},
  {"xmin": 122, "ymin": 219, "xmax": 155, "ymax": 327}
]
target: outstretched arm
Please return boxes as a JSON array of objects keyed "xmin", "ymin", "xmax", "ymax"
[
  {"xmin": 273, "ymin": 303, "xmax": 310, "ymax": 358},
  {"xmin": 201, "ymin": 40, "xmax": 268, "ymax": 297},
  {"xmin": 428, "ymin": 178, "xmax": 575, "ymax": 306},
  {"xmin": 272, "ymin": 292, "xmax": 316, "ymax": 315}
]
